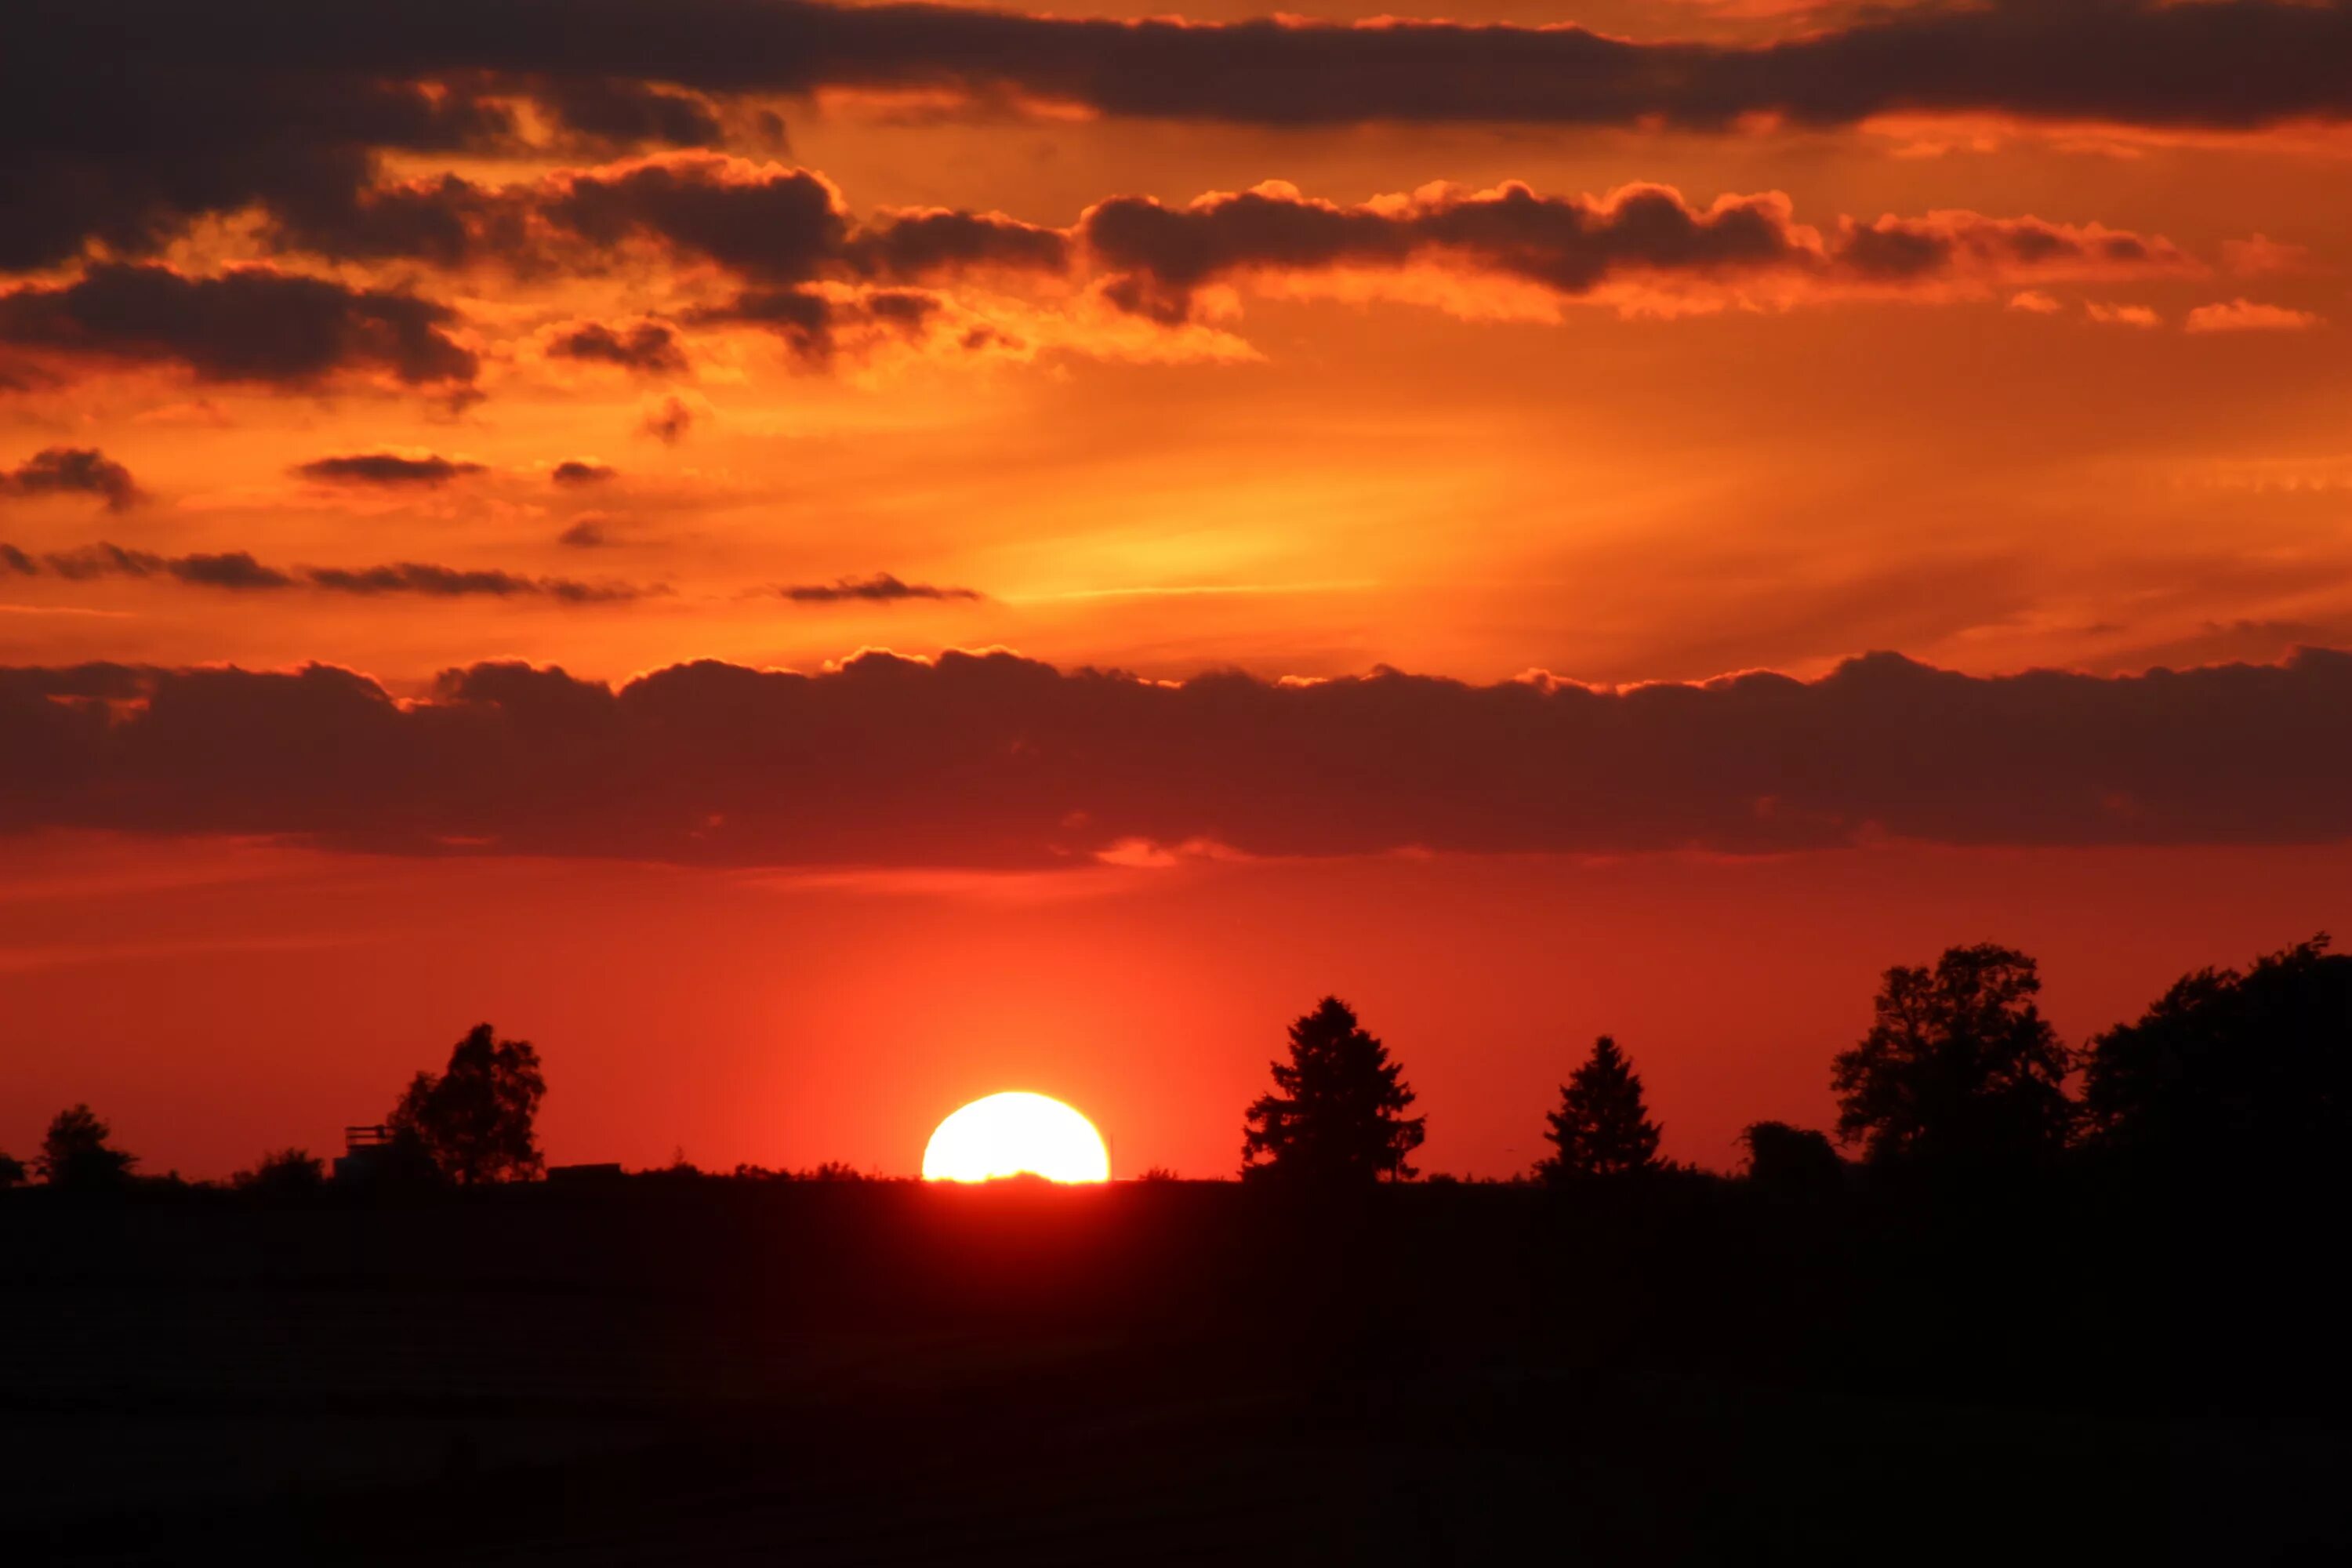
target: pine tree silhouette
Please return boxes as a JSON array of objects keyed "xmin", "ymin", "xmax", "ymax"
[
  {"xmin": 1241, "ymin": 996, "xmax": 1426, "ymax": 1182},
  {"xmin": 1537, "ymin": 1036, "xmax": 1663, "ymax": 1181}
]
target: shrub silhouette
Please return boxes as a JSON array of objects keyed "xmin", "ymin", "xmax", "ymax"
[
  {"xmin": 232, "ymin": 1147, "xmax": 326, "ymax": 1194},
  {"xmin": 0, "ymin": 1149, "xmax": 24, "ymax": 1189},
  {"xmin": 389, "ymin": 1022, "xmax": 547, "ymax": 1185},
  {"xmin": 2082, "ymin": 933, "xmax": 2350, "ymax": 1185},
  {"xmin": 1832, "ymin": 944, "xmax": 2074, "ymax": 1172},
  {"xmin": 37, "ymin": 1104, "xmax": 137, "ymax": 1192},
  {"xmin": 1242, "ymin": 996, "xmax": 1425, "ymax": 1183},
  {"xmin": 1537, "ymin": 1036, "xmax": 1663, "ymax": 1181}
]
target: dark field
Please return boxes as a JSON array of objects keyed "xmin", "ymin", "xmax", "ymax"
[{"xmin": 3, "ymin": 1179, "xmax": 2346, "ymax": 1565}]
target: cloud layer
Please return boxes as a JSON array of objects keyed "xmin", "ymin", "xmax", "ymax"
[
  {"xmin": 4, "ymin": 647, "xmax": 2346, "ymax": 866},
  {"xmin": 12, "ymin": 0, "xmax": 2343, "ymax": 273}
]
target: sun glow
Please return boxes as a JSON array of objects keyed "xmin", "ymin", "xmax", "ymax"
[{"xmin": 921, "ymin": 1091, "xmax": 1111, "ymax": 1183}]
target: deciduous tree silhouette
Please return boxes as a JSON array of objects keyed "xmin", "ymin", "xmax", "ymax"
[
  {"xmin": 36, "ymin": 1104, "xmax": 137, "ymax": 1191},
  {"xmin": 1537, "ymin": 1036, "xmax": 1662, "ymax": 1181},
  {"xmin": 388, "ymin": 1023, "xmax": 547, "ymax": 1185},
  {"xmin": 1739, "ymin": 1121, "xmax": 1844, "ymax": 1194},
  {"xmin": 2082, "ymin": 934, "xmax": 2350, "ymax": 1183},
  {"xmin": 1242, "ymin": 996, "xmax": 1425, "ymax": 1182},
  {"xmin": 0, "ymin": 1149, "xmax": 24, "ymax": 1189},
  {"xmin": 1832, "ymin": 944, "xmax": 2074, "ymax": 1171}
]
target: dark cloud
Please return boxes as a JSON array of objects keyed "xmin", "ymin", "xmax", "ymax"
[
  {"xmin": 0, "ymin": 56, "xmax": 516, "ymax": 272},
  {"xmin": 637, "ymin": 394, "xmax": 700, "ymax": 445},
  {"xmin": 531, "ymin": 77, "xmax": 726, "ymax": 150},
  {"xmin": 0, "ymin": 539, "xmax": 652, "ymax": 601},
  {"xmin": 546, "ymin": 320, "xmax": 690, "ymax": 376},
  {"xmin": 292, "ymin": 452, "xmax": 487, "ymax": 485},
  {"xmin": 557, "ymin": 517, "xmax": 612, "ymax": 548},
  {"xmin": 779, "ymin": 573, "xmax": 982, "ymax": 604},
  {"xmin": 1080, "ymin": 182, "xmax": 2192, "ymax": 321},
  {"xmin": 0, "ymin": 264, "xmax": 477, "ymax": 389},
  {"xmin": 300, "ymin": 561, "xmax": 644, "ymax": 601},
  {"xmin": 2, "ymin": 646, "xmax": 2347, "ymax": 866},
  {"xmin": 844, "ymin": 209, "xmax": 1073, "ymax": 282},
  {"xmin": 544, "ymin": 154, "xmax": 847, "ymax": 285},
  {"xmin": 1, "ymin": 447, "xmax": 140, "ymax": 511},
  {"xmin": 551, "ymin": 460, "xmax": 616, "ymax": 485},
  {"xmin": 8, "ymin": 2, "xmax": 2350, "ymax": 271},
  {"xmin": 685, "ymin": 285, "xmax": 971, "ymax": 366},
  {"xmin": 169, "ymin": 551, "xmax": 299, "ymax": 590}
]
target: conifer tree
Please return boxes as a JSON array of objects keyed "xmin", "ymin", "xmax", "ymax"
[
  {"xmin": 1242, "ymin": 996, "xmax": 1425, "ymax": 1182},
  {"xmin": 1537, "ymin": 1036, "xmax": 1663, "ymax": 1181}
]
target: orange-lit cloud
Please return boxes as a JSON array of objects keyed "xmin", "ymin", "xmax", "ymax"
[{"xmin": 2184, "ymin": 298, "xmax": 2325, "ymax": 333}]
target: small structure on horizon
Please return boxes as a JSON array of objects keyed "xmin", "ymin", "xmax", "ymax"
[{"xmin": 332, "ymin": 1124, "xmax": 394, "ymax": 1184}]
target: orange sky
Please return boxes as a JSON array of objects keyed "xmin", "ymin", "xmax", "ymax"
[{"xmin": 3, "ymin": 0, "xmax": 2349, "ymax": 1176}]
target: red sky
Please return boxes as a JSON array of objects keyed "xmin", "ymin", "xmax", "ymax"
[{"xmin": 3, "ymin": 0, "xmax": 2349, "ymax": 1177}]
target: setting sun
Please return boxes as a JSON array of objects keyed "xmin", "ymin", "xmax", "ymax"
[{"xmin": 921, "ymin": 1092, "xmax": 1112, "ymax": 1183}]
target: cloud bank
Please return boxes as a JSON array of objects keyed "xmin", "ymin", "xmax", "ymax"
[
  {"xmin": 3, "ymin": 647, "xmax": 2347, "ymax": 866},
  {"xmin": 11, "ymin": 0, "xmax": 2340, "ymax": 272}
]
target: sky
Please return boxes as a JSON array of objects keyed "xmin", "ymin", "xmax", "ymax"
[{"xmin": 3, "ymin": 0, "xmax": 2349, "ymax": 1178}]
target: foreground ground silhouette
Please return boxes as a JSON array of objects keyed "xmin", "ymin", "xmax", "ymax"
[{"xmin": 2, "ymin": 1171, "xmax": 2346, "ymax": 1565}]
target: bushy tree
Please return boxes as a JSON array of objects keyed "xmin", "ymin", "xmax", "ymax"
[
  {"xmin": 1832, "ymin": 944, "xmax": 2074, "ymax": 1171},
  {"xmin": 1739, "ymin": 1121, "xmax": 1845, "ymax": 1194},
  {"xmin": 388, "ymin": 1023, "xmax": 546, "ymax": 1185},
  {"xmin": 37, "ymin": 1104, "xmax": 138, "ymax": 1192},
  {"xmin": 0, "ymin": 1150, "xmax": 24, "ymax": 1189},
  {"xmin": 232, "ymin": 1147, "xmax": 326, "ymax": 1195},
  {"xmin": 1537, "ymin": 1036, "xmax": 1662, "ymax": 1181},
  {"xmin": 1243, "ymin": 996, "xmax": 1425, "ymax": 1183},
  {"xmin": 2082, "ymin": 935, "xmax": 2350, "ymax": 1182}
]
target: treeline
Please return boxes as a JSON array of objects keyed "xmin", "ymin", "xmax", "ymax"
[
  {"xmin": 3, "ymin": 934, "xmax": 2343, "ymax": 1196},
  {"xmin": 1238, "ymin": 935, "xmax": 2350, "ymax": 1196}
]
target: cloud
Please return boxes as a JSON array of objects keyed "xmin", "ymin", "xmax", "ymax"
[
  {"xmin": 551, "ymin": 459, "xmax": 615, "ymax": 485},
  {"xmin": 777, "ymin": 573, "xmax": 982, "ymax": 603},
  {"xmin": 292, "ymin": 451, "xmax": 487, "ymax": 485},
  {"xmin": 637, "ymin": 392, "xmax": 703, "ymax": 444},
  {"xmin": 0, "ymin": 540, "xmax": 652, "ymax": 601},
  {"xmin": 544, "ymin": 154, "xmax": 848, "ymax": 284},
  {"xmin": 1079, "ymin": 180, "xmax": 2194, "ymax": 321},
  {"xmin": 843, "ymin": 208, "xmax": 1073, "ymax": 281},
  {"xmin": 545, "ymin": 319, "xmax": 690, "ymax": 376},
  {"xmin": 557, "ymin": 517, "xmax": 612, "ymax": 547},
  {"xmin": 3, "ymin": 646, "xmax": 2348, "ymax": 866},
  {"xmin": 2184, "ymin": 298, "xmax": 2324, "ymax": 333},
  {"xmin": 0, "ymin": 264, "xmax": 477, "ymax": 390},
  {"xmin": 301, "ymin": 562, "xmax": 647, "ymax": 601},
  {"xmin": 1, "ymin": 447, "xmax": 140, "ymax": 510},
  {"xmin": 2085, "ymin": 300, "xmax": 2163, "ymax": 328},
  {"xmin": 686, "ymin": 284, "xmax": 972, "ymax": 365}
]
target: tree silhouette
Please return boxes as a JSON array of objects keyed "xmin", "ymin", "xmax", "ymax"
[
  {"xmin": 388, "ymin": 1023, "xmax": 547, "ymax": 1185},
  {"xmin": 0, "ymin": 1149, "xmax": 24, "ymax": 1189},
  {"xmin": 2082, "ymin": 934, "xmax": 2350, "ymax": 1182},
  {"xmin": 37, "ymin": 1104, "xmax": 137, "ymax": 1192},
  {"xmin": 1537, "ymin": 1036, "xmax": 1662, "ymax": 1181},
  {"xmin": 1831, "ymin": 944, "xmax": 2074, "ymax": 1171},
  {"xmin": 1242, "ymin": 996, "xmax": 1425, "ymax": 1182},
  {"xmin": 233, "ymin": 1147, "xmax": 327, "ymax": 1194},
  {"xmin": 1739, "ymin": 1121, "xmax": 1844, "ymax": 1194}
]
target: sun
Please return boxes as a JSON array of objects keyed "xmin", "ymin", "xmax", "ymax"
[{"xmin": 922, "ymin": 1091, "xmax": 1111, "ymax": 1183}]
